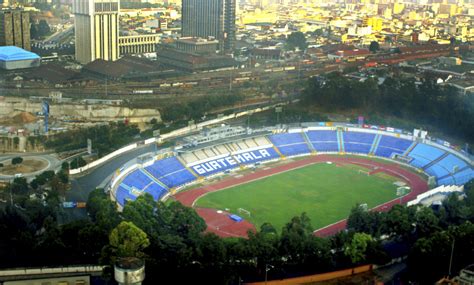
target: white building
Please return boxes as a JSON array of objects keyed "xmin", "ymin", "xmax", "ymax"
[{"xmin": 73, "ymin": 0, "xmax": 120, "ymax": 64}]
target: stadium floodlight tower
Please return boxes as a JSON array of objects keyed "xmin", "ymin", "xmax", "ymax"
[{"xmin": 114, "ymin": 257, "xmax": 145, "ymax": 285}]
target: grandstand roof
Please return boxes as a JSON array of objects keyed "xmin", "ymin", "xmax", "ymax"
[{"xmin": 0, "ymin": 46, "xmax": 40, "ymax": 62}]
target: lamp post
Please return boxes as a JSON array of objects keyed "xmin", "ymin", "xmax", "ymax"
[
  {"xmin": 265, "ymin": 264, "xmax": 274, "ymax": 285},
  {"xmin": 448, "ymin": 238, "xmax": 455, "ymax": 277}
]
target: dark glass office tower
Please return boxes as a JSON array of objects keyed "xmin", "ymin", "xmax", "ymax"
[{"xmin": 182, "ymin": 0, "xmax": 236, "ymax": 52}]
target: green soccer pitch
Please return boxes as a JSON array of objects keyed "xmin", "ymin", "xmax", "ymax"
[{"xmin": 195, "ymin": 163, "xmax": 400, "ymax": 231}]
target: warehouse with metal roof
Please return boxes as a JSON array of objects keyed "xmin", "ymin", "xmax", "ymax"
[{"xmin": 0, "ymin": 46, "xmax": 41, "ymax": 70}]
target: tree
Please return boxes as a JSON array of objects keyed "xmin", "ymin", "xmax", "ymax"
[
  {"xmin": 30, "ymin": 23, "xmax": 39, "ymax": 40},
  {"xmin": 109, "ymin": 221, "xmax": 150, "ymax": 259},
  {"xmin": 10, "ymin": 177, "xmax": 29, "ymax": 194},
  {"xmin": 69, "ymin": 157, "xmax": 86, "ymax": 170},
  {"xmin": 37, "ymin": 20, "xmax": 51, "ymax": 38},
  {"xmin": 415, "ymin": 206, "xmax": 440, "ymax": 237},
  {"xmin": 369, "ymin": 41, "xmax": 380, "ymax": 53},
  {"xmin": 280, "ymin": 213, "xmax": 314, "ymax": 264},
  {"xmin": 260, "ymin": 222, "xmax": 277, "ymax": 235},
  {"xmin": 286, "ymin": 32, "xmax": 308, "ymax": 51},
  {"xmin": 87, "ymin": 188, "xmax": 120, "ymax": 232},
  {"xmin": 11, "ymin": 157, "xmax": 23, "ymax": 165},
  {"xmin": 344, "ymin": 232, "xmax": 372, "ymax": 264},
  {"xmin": 383, "ymin": 205, "xmax": 415, "ymax": 238}
]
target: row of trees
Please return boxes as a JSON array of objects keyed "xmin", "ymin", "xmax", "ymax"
[
  {"xmin": 304, "ymin": 73, "xmax": 474, "ymax": 145},
  {"xmin": 347, "ymin": 181, "xmax": 474, "ymax": 283},
  {"xmin": 1, "ymin": 169, "xmax": 472, "ymax": 284},
  {"xmin": 161, "ymin": 93, "xmax": 244, "ymax": 122},
  {"xmin": 43, "ymin": 121, "xmax": 140, "ymax": 156}
]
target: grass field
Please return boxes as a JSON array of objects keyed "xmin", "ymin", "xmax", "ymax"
[{"xmin": 195, "ymin": 163, "xmax": 400, "ymax": 231}]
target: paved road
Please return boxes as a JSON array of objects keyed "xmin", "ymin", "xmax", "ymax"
[
  {"xmin": 67, "ymin": 144, "xmax": 156, "ymax": 202},
  {"xmin": 62, "ymin": 144, "xmax": 156, "ymax": 222},
  {"xmin": 0, "ymin": 153, "xmax": 61, "ymax": 182}
]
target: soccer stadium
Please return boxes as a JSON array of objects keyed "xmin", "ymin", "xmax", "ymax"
[{"xmin": 109, "ymin": 123, "xmax": 474, "ymax": 238}]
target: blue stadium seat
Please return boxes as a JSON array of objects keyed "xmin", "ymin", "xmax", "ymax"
[
  {"xmin": 145, "ymin": 157, "xmax": 197, "ymax": 188},
  {"xmin": 116, "ymin": 185, "xmax": 136, "ymax": 207},
  {"xmin": 343, "ymin": 132, "xmax": 375, "ymax": 154},
  {"xmin": 408, "ymin": 144, "xmax": 445, "ymax": 168},
  {"xmin": 425, "ymin": 164, "xmax": 450, "ymax": 178},
  {"xmin": 277, "ymin": 143, "xmax": 311, "ymax": 156},
  {"xmin": 306, "ymin": 130, "xmax": 339, "ymax": 152},
  {"xmin": 269, "ymin": 133, "xmax": 305, "ymax": 145},
  {"xmin": 374, "ymin": 136, "xmax": 412, "ymax": 158},
  {"xmin": 436, "ymin": 154, "xmax": 468, "ymax": 173},
  {"xmin": 437, "ymin": 176, "xmax": 456, "ymax": 186},
  {"xmin": 268, "ymin": 133, "xmax": 310, "ymax": 156},
  {"xmin": 144, "ymin": 183, "xmax": 168, "ymax": 201},
  {"xmin": 452, "ymin": 168, "xmax": 474, "ymax": 185},
  {"xmin": 122, "ymin": 170, "xmax": 153, "ymax": 190}
]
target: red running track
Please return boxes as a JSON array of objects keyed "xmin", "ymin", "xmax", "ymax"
[{"xmin": 173, "ymin": 155, "xmax": 429, "ymax": 238}]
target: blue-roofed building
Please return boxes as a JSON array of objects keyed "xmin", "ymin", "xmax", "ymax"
[{"xmin": 0, "ymin": 46, "xmax": 40, "ymax": 70}]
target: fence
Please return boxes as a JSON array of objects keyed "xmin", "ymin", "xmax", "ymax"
[{"xmin": 244, "ymin": 265, "xmax": 373, "ymax": 285}]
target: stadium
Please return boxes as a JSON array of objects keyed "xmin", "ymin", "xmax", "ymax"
[{"xmin": 108, "ymin": 123, "xmax": 474, "ymax": 238}]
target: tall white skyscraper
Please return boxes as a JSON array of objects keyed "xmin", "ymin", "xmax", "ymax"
[{"xmin": 73, "ymin": 0, "xmax": 119, "ymax": 64}]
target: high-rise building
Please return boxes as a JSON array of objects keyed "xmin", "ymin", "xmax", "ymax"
[
  {"xmin": 0, "ymin": 10, "xmax": 31, "ymax": 51},
  {"xmin": 182, "ymin": 0, "xmax": 236, "ymax": 52},
  {"xmin": 73, "ymin": 0, "xmax": 119, "ymax": 64}
]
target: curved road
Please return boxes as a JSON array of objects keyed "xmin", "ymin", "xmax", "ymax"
[
  {"xmin": 67, "ymin": 144, "xmax": 156, "ymax": 202},
  {"xmin": 60, "ymin": 144, "xmax": 156, "ymax": 222},
  {"xmin": 0, "ymin": 153, "xmax": 61, "ymax": 181}
]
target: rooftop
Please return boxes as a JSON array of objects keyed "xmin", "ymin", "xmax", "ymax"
[{"xmin": 0, "ymin": 46, "xmax": 40, "ymax": 62}]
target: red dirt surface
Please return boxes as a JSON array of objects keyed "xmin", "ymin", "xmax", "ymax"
[
  {"xmin": 173, "ymin": 155, "xmax": 428, "ymax": 238},
  {"xmin": 196, "ymin": 208, "xmax": 256, "ymax": 238}
]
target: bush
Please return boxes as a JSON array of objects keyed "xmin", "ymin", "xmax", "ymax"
[
  {"xmin": 11, "ymin": 157, "xmax": 23, "ymax": 165},
  {"xmin": 70, "ymin": 157, "xmax": 87, "ymax": 170}
]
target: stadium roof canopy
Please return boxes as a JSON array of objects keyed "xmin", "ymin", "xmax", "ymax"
[{"xmin": 0, "ymin": 46, "xmax": 40, "ymax": 61}]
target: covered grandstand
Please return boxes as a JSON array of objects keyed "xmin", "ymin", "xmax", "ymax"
[{"xmin": 110, "ymin": 123, "xmax": 474, "ymax": 209}]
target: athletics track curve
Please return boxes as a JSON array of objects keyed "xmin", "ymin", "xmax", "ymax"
[{"xmin": 173, "ymin": 155, "xmax": 429, "ymax": 238}]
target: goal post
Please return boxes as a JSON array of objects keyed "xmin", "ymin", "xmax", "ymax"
[
  {"xmin": 358, "ymin": 169, "xmax": 370, "ymax": 176},
  {"xmin": 238, "ymin": 208, "xmax": 251, "ymax": 217}
]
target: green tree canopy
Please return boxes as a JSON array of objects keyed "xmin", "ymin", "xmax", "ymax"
[
  {"xmin": 109, "ymin": 221, "xmax": 150, "ymax": 258},
  {"xmin": 344, "ymin": 232, "xmax": 372, "ymax": 264},
  {"xmin": 11, "ymin": 157, "xmax": 23, "ymax": 165},
  {"xmin": 286, "ymin": 32, "xmax": 308, "ymax": 51},
  {"xmin": 369, "ymin": 41, "xmax": 380, "ymax": 53}
]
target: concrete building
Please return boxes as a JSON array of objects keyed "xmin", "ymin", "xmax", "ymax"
[
  {"xmin": 0, "ymin": 46, "xmax": 40, "ymax": 70},
  {"xmin": 0, "ymin": 10, "xmax": 31, "ymax": 51},
  {"xmin": 181, "ymin": 0, "xmax": 236, "ymax": 52},
  {"xmin": 176, "ymin": 37, "xmax": 219, "ymax": 54},
  {"xmin": 119, "ymin": 34, "xmax": 160, "ymax": 56},
  {"xmin": 0, "ymin": 265, "xmax": 104, "ymax": 285},
  {"xmin": 73, "ymin": 0, "xmax": 120, "ymax": 64}
]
